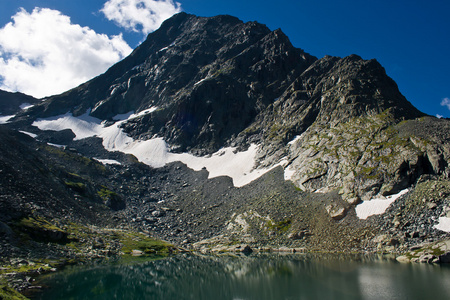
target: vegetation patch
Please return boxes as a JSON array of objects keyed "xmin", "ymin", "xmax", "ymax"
[
  {"xmin": 97, "ymin": 187, "xmax": 118, "ymax": 201},
  {"xmin": 97, "ymin": 187, "xmax": 125, "ymax": 210},
  {"xmin": 14, "ymin": 217, "xmax": 68, "ymax": 244},
  {"xmin": 64, "ymin": 181, "xmax": 86, "ymax": 194},
  {"xmin": 113, "ymin": 231, "xmax": 176, "ymax": 256},
  {"xmin": 0, "ymin": 283, "xmax": 28, "ymax": 300},
  {"xmin": 267, "ymin": 219, "xmax": 292, "ymax": 233}
]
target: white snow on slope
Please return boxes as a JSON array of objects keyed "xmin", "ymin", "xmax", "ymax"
[
  {"xmin": 288, "ymin": 135, "xmax": 302, "ymax": 145},
  {"xmin": 434, "ymin": 217, "xmax": 450, "ymax": 233},
  {"xmin": 112, "ymin": 111, "xmax": 134, "ymax": 121},
  {"xmin": 283, "ymin": 164, "xmax": 296, "ymax": 181},
  {"xmin": 355, "ymin": 189, "xmax": 409, "ymax": 219},
  {"xmin": 32, "ymin": 110, "xmax": 276, "ymax": 187},
  {"xmin": 34, "ymin": 111, "xmax": 103, "ymax": 140},
  {"xmin": 19, "ymin": 131, "xmax": 38, "ymax": 138},
  {"xmin": 0, "ymin": 115, "xmax": 14, "ymax": 124},
  {"xmin": 20, "ymin": 103, "xmax": 34, "ymax": 110},
  {"xmin": 112, "ymin": 107, "xmax": 158, "ymax": 121},
  {"xmin": 168, "ymin": 144, "xmax": 274, "ymax": 187},
  {"xmin": 94, "ymin": 158, "xmax": 122, "ymax": 165}
]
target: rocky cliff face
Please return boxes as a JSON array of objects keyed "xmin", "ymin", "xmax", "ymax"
[
  {"xmin": 0, "ymin": 90, "xmax": 38, "ymax": 116},
  {"xmin": 2, "ymin": 13, "xmax": 450, "ymax": 258}
]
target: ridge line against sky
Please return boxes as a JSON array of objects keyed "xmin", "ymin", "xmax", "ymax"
[{"xmin": 0, "ymin": 0, "xmax": 449, "ymax": 118}]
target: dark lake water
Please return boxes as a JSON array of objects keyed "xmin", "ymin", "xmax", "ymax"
[{"xmin": 31, "ymin": 253, "xmax": 450, "ymax": 300}]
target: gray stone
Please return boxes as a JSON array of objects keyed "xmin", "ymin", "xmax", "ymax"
[
  {"xmin": 152, "ymin": 210, "xmax": 165, "ymax": 217},
  {"xmin": 418, "ymin": 254, "xmax": 435, "ymax": 263},
  {"xmin": 396, "ymin": 255, "xmax": 411, "ymax": 263},
  {"xmin": 326, "ymin": 205, "xmax": 347, "ymax": 220},
  {"xmin": 288, "ymin": 231, "xmax": 306, "ymax": 240},
  {"xmin": 346, "ymin": 196, "xmax": 361, "ymax": 205},
  {"xmin": 131, "ymin": 249, "xmax": 143, "ymax": 256},
  {"xmin": 426, "ymin": 202, "xmax": 437, "ymax": 209}
]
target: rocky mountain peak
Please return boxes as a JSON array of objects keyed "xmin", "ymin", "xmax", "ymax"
[
  {"xmin": 5, "ymin": 13, "xmax": 447, "ymax": 198},
  {"xmin": 311, "ymin": 54, "xmax": 422, "ymax": 125},
  {"xmin": 15, "ymin": 13, "xmax": 316, "ymax": 154},
  {"xmin": 0, "ymin": 90, "xmax": 38, "ymax": 116},
  {"xmin": 1, "ymin": 13, "xmax": 450, "ymax": 265}
]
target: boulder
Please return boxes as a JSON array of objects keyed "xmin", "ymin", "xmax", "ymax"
[
  {"xmin": 396, "ymin": 255, "xmax": 411, "ymax": 263},
  {"xmin": 418, "ymin": 254, "xmax": 435, "ymax": 263},
  {"xmin": 326, "ymin": 205, "xmax": 347, "ymax": 220},
  {"xmin": 131, "ymin": 249, "xmax": 143, "ymax": 256}
]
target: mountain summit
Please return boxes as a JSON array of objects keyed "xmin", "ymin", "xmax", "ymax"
[
  {"xmin": 1, "ymin": 13, "xmax": 450, "ymax": 260},
  {"xmin": 13, "ymin": 13, "xmax": 441, "ymax": 197}
]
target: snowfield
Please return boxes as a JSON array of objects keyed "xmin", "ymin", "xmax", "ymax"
[
  {"xmin": 20, "ymin": 103, "xmax": 34, "ymax": 110},
  {"xmin": 94, "ymin": 158, "xmax": 122, "ymax": 165},
  {"xmin": 355, "ymin": 189, "xmax": 409, "ymax": 219},
  {"xmin": 19, "ymin": 131, "xmax": 38, "ymax": 138},
  {"xmin": 32, "ymin": 109, "xmax": 277, "ymax": 187},
  {"xmin": 434, "ymin": 217, "xmax": 450, "ymax": 233},
  {"xmin": 0, "ymin": 115, "xmax": 14, "ymax": 124}
]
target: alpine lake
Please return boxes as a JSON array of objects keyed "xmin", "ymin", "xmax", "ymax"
[{"xmin": 28, "ymin": 252, "xmax": 450, "ymax": 300}]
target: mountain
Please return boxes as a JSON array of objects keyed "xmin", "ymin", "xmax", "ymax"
[
  {"xmin": 0, "ymin": 90, "xmax": 39, "ymax": 117},
  {"xmin": 1, "ymin": 12, "xmax": 450, "ymax": 269}
]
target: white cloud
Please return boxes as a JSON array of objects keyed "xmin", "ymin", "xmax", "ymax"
[
  {"xmin": 436, "ymin": 114, "xmax": 443, "ymax": 119},
  {"xmin": 441, "ymin": 97, "xmax": 450, "ymax": 110},
  {"xmin": 101, "ymin": 0, "xmax": 182, "ymax": 35},
  {"xmin": 0, "ymin": 8, "xmax": 132, "ymax": 98}
]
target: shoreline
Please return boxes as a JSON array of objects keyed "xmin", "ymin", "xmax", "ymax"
[{"xmin": 2, "ymin": 237, "xmax": 450, "ymax": 299}]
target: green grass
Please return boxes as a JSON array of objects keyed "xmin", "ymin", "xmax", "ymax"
[
  {"xmin": 16, "ymin": 217, "xmax": 63, "ymax": 233},
  {"xmin": 0, "ymin": 284, "xmax": 28, "ymax": 300},
  {"xmin": 97, "ymin": 187, "xmax": 118, "ymax": 201},
  {"xmin": 267, "ymin": 219, "xmax": 292, "ymax": 233},
  {"xmin": 405, "ymin": 245, "xmax": 446, "ymax": 260},
  {"xmin": 64, "ymin": 181, "xmax": 86, "ymax": 193},
  {"xmin": 113, "ymin": 231, "xmax": 175, "ymax": 255},
  {"xmin": 0, "ymin": 262, "xmax": 53, "ymax": 276}
]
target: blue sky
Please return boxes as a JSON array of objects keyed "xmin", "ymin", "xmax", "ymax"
[{"xmin": 0, "ymin": 0, "xmax": 449, "ymax": 118}]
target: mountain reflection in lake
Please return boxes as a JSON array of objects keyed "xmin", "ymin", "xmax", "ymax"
[{"xmin": 33, "ymin": 253, "xmax": 450, "ymax": 300}]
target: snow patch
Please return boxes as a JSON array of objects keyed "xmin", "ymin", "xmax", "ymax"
[
  {"xmin": 194, "ymin": 77, "xmax": 210, "ymax": 86},
  {"xmin": 94, "ymin": 158, "xmax": 121, "ymax": 165},
  {"xmin": 19, "ymin": 131, "xmax": 37, "ymax": 138},
  {"xmin": 112, "ymin": 107, "xmax": 158, "ymax": 122},
  {"xmin": 0, "ymin": 115, "xmax": 14, "ymax": 124},
  {"xmin": 288, "ymin": 131, "xmax": 307, "ymax": 146},
  {"xmin": 355, "ymin": 189, "xmax": 409, "ymax": 219},
  {"xmin": 158, "ymin": 42, "xmax": 176, "ymax": 52},
  {"xmin": 112, "ymin": 111, "xmax": 134, "ymax": 121},
  {"xmin": 168, "ymin": 144, "xmax": 276, "ymax": 187},
  {"xmin": 284, "ymin": 164, "xmax": 296, "ymax": 181},
  {"xmin": 33, "ymin": 111, "xmax": 102, "ymax": 140},
  {"xmin": 132, "ymin": 107, "xmax": 158, "ymax": 118},
  {"xmin": 20, "ymin": 103, "xmax": 34, "ymax": 110},
  {"xmin": 434, "ymin": 217, "xmax": 450, "ymax": 233},
  {"xmin": 110, "ymin": 86, "xmax": 121, "ymax": 96},
  {"xmin": 32, "ymin": 110, "xmax": 275, "ymax": 187},
  {"xmin": 47, "ymin": 142, "xmax": 65, "ymax": 148}
]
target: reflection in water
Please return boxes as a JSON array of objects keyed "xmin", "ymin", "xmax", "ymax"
[{"xmin": 32, "ymin": 253, "xmax": 450, "ymax": 300}]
